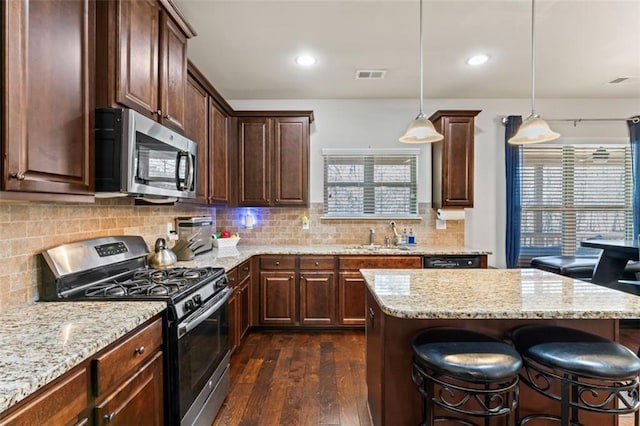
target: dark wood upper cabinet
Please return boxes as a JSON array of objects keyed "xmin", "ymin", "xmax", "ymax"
[
  {"xmin": 2, "ymin": 0, "xmax": 94, "ymax": 201},
  {"xmin": 183, "ymin": 73, "xmax": 209, "ymax": 204},
  {"xmin": 238, "ymin": 118, "xmax": 272, "ymax": 207},
  {"xmin": 182, "ymin": 62, "xmax": 231, "ymax": 205},
  {"xmin": 236, "ymin": 113, "xmax": 312, "ymax": 207},
  {"xmin": 96, "ymin": 0, "xmax": 195, "ymax": 132},
  {"xmin": 429, "ymin": 110, "xmax": 481, "ymax": 209},
  {"xmin": 209, "ymin": 101, "xmax": 229, "ymax": 203}
]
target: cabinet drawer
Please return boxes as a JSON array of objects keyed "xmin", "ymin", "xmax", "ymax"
[
  {"xmin": 237, "ymin": 259, "xmax": 251, "ymax": 282},
  {"xmin": 260, "ymin": 255, "xmax": 296, "ymax": 270},
  {"xmin": 0, "ymin": 367, "xmax": 88, "ymax": 426},
  {"xmin": 299, "ymin": 256, "xmax": 335, "ymax": 270},
  {"xmin": 94, "ymin": 318, "xmax": 162, "ymax": 396},
  {"xmin": 227, "ymin": 268, "xmax": 239, "ymax": 288},
  {"xmin": 339, "ymin": 256, "xmax": 422, "ymax": 270}
]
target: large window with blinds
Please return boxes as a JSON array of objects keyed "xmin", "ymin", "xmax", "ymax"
[
  {"xmin": 518, "ymin": 144, "xmax": 633, "ymax": 266},
  {"xmin": 322, "ymin": 149, "xmax": 419, "ymax": 218}
]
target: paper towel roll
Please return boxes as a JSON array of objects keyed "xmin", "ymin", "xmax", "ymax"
[{"xmin": 436, "ymin": 209, "xmax": 466, "ymax": 221}]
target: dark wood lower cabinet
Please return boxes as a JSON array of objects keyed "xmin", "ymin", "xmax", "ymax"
[
  {"xmin": 299, "ymin": 271, "xmax": 335, "ymax": 326},
  {"xmin": 338, "ymin": 272, "xmax": 366, "ymax": 326},
  {"xmin": 94, "ymin": 352, "xmax": 163, "ymax": 426},
  {"xmin": 0, "ymin": 316, "xmax": 163, "ymax": 426},
  {"xmin": 260, "ymin": 271, "xmax": 296, "ymax": 325}
]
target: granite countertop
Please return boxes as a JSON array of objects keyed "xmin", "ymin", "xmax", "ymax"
[
  {"xmin": 0, "ymin": 301, "xmax": 166, "ymax": 414},
  {"xmin": 175, "ymin": 244, "xmax": 490, "ymax": 270},
  {"xmin": 361, "ymin": 268, "xmax": 640, "ymax": 320}
]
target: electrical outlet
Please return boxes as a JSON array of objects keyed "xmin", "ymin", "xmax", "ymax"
[
  {"xmin": 167, "ymin": 222, "xmax": 178, "ymax": 240},
  {"xmin": 301, "ymin": 215, "xmax": 310, "ymax": 230}
]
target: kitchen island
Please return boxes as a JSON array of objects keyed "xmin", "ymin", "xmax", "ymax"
[{"xmin": 361, "ymin": 268, "xmax": 640, "ymax": 426}]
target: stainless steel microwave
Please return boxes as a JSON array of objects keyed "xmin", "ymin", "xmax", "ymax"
[{"xmin": 95, "ymin": 108, "xmax": 197, "ymax": 199}]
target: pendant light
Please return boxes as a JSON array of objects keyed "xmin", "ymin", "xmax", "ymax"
[
  {"xmin": 399, "ymin": 0, "xmax": 443, "ymax": 144},
  {"xmin": 508, "ymin": 0, "xmax": 560, "ymax": 145}
]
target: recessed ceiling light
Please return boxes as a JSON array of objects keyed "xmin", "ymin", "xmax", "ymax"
[
  {"xmin": 295, "ymin": 55, "xmax": 316, "ymax": 67},
  {"xmin": 466, "ymin": 54, "xmax": 490, "ymax": 66}
]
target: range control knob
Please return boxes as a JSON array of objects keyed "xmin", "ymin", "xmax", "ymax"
[
  {"xmin": 193, "ymin": 294, "xmax": 202, "ymax": 306},
  {"xmin": 184, "ymin": 299, "xmax": 195, "ymax": 313}
]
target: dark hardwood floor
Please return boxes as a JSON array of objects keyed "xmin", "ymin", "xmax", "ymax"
[
  {"xmin": 214, "ymin": 327, "xmax": 640, "ymax": 426},
  {"xmin": 213, "ymin": 331, "xmax": 371, "ymax": 426}
]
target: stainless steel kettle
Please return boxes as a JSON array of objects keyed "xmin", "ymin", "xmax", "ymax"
[{"xmin": 148, "ymin": 238, "xmax": 177, "ymax": 268}]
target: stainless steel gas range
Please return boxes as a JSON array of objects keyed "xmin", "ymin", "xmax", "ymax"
[{"xmin": 39, "ymin": 235, "xmax": 231, "ymax": 426}]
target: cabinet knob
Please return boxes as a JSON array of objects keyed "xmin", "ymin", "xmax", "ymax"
[
  {"xmin": 290, "ymin": 276, "xmax": 294, "ymax": 280},
  {"xmin": 134, "ymin": 346, "xmax": 145, "ymax": 356},
  {"xmin": 104, "ymin": 413, "xmax": 115, "ymax": 423},
  {"xmin": 155, "ymin": 109, "xmax": 162, "ymax": 116},
  {"xmin": 314, "ymin": 262, "xmax": 319, "ymax": 266},
  {"xmin": 9, "ymin": 172, "xmax": 25, "ymax": 181},
  {"xmin": 163, "ymin": 113, "xmax": 171, "ymax": 120},
  {"xmin": 243, "ymin": 266, "xmax": 249, "ymax": 271},
  {"xmin": 275, "ymin": 261, "xmax": 280, "ymax": 266}
]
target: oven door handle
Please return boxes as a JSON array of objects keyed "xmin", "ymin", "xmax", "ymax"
[{"xmin": 178, "ymin": 287, "xmax": 232, "ymax": 338}]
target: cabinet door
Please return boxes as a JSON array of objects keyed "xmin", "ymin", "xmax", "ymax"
[
  {"xmin": 159, "ymin": 12, "xmax": 187, "ymax": 132},
  {"xmin": 273, "ymin": 117, "xmax": 309, "ymax": 206},
  {"xmin": 366, "ymin": 290, "xmax": 384, "ymax": 426},
  {"xmin": 183, "ymin": 74, "xmax": 209, "ymax": 204},
  {"xmin": 238, "ymin": 118, "xmax": 271, "ymax": 206},
  {"xmin": 259, "ymin": 271, "xmax": 295, "ymax": 325},
  {"xmin": 299, "ymin": 271, "xmax": 335, "ymax": 326},
  {"xmin": 3, "ymin": 0, "xmax": 94, "ymax": 197},
  {"xmin": 238, "ymin": 278, "xmax": 251, "ymax": 340},
  {"xmin": 430, "ymin": 110, "xmax": 480, "ymax": 208},
  {"xmin": 338, "ymin": 272, "xmax": 366, "ymax": 326},
  {"xmin": 228, "ymin": 290, "xmax": 240, "ymax": 354},
  {"xmin": 210, "ymin": 101, "xmax": 229, "ymax": 203},
  {"xmin": 116, "ymin": 0, "xmax": 160, "ymax": 118},
  {"xmin": 94, "ymin": 352, "xmax": 163, "ymax": 426}
]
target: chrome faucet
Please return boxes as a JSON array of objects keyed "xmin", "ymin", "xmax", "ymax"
[
  {"xmin": 390, "ymin": 222, "xmax": 400, "ymax": 245},
  {"xmin": 369, "ymin": 228, "xmax": 375, "ymax": 245}
]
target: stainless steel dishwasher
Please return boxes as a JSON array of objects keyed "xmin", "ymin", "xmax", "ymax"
[{"xmin": 422, "ymin": 255, "xmax": 483, "ymax": 268}]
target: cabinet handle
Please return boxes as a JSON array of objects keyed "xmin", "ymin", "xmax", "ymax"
[
  {"xmin": 9, "ymin": 172, "xmax": 25, "ymax": 181},
  {"xmin": 134, "ymin": 346, "xmax": 145, "ymax": 356},
  {"xmin": 300, "ymin": 275, "xmax": 304, "ymax": 280},
  {"xmin": 368, "ymin": 307, "xmax": 375, "ymax": 327},
  {"xmin": 104, "ymin": 413, "xmax": 115, "ymax": 423},
  {"xmin": 243, "ymin": 266, "xmax": 249, "ymax": 271},
  {"xmin": 163, "ymin": 113, "xmax": 171, "ymax": 120},
  {"xmin": 156, "ymin": 109, "xmax": 162, "ymax": 116}
]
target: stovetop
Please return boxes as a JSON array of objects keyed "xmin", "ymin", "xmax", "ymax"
[
  {"xmin": 83, "ymin": 267, "xmax": 223, "ymax": 298},
  {"xmin": 39, "ymin": 236, "xmax": 230, "ymax": 322}
]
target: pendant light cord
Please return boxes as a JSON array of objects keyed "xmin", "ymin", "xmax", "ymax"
[
  {"xmin": 530, "ymin": 0, "xmax": 536, "ymax": 117},
  {"xmin": 419, "ymin": 0, "xmax": 424, "ymax": 117}
]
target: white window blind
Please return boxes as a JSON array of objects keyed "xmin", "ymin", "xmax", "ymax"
[
  {"xmin": 519, "ymin": 144, "xmax": 633, "ymax": 266},
  {"xmin": 323, "ymin": 149, "xmax": 419, "ymax": 218}
]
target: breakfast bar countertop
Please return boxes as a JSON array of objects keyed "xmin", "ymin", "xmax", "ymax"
[
  {"xmin": 360, "ymin": 268, "xmax": 640, "ymax": 320},
  {"xmin": 0, "ymin": 301, "xmax": 166, "ymax": 413}
]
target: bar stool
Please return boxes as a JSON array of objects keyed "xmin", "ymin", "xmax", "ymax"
[
  {"xmin": 511, "ymin": 325, "xmax": 640, "ymax": 425},
  {"xmin": 411, "ymin": 328, "xmax": 523, "ymax": 426}
]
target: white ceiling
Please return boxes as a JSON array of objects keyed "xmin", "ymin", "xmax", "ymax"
[{"xmin": 176, "ymin": 0, "xmax": 640, "ymax": 100}]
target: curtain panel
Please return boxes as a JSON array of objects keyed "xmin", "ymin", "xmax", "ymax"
[
  {"xmin": 629, "ymin": 116, "xmax": 640, "ymax": 238},
  {"xmin": 505, "ymin": 116, "xmax": 523, "ymax": 268}
]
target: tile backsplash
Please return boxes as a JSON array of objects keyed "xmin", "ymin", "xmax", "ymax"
[{"xmin": 0, "ymin": 200, "xmax": 462, "ymax": 309}]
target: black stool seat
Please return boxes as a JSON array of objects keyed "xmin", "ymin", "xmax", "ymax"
[
  {"xmin": 531, "ymin": 255, "xmax": 640, "ymax": 280},
  {"xmin": 413, "ymin": 328, "xmax": 523, "ymax": 382},
  {"xmin": 411, "ymin": 328, "xmax": 522, "ymax": 426},
  {"xmin": 511, "ymin": 325, "xmax": 640, "ymax": 426},
  {"xmin": 511, "ymin": 325, "xmax": 640, "ymax": 379}
]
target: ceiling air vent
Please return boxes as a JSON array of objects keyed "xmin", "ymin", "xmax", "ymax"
[
  {"xmin": 355, "ymin": 70, "xmax": 387, "ymax": 80},
  {"xmin": 607, "ymin": 76, "xmax": 637, "ymax": 84}
]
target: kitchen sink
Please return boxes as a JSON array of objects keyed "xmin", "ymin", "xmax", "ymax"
[{"xmin": 345, "ymin": 244, "xmax": 412, "ymax": 251}]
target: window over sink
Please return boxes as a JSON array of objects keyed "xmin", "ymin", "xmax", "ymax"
[{"xmin": 322, "ymin": 148, "xmax": 419, "ymax": 219}]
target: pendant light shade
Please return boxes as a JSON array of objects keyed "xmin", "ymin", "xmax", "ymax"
[
  {"xmin": 508, "ymin": 0, "xmax": 559, "ymax": 145},
  {"xmin": 399, "ymin": 0, "xmax": 443, "ymax": 144}
]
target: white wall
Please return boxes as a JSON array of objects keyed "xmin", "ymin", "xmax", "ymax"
[{"xmin": 230, "ymin": 98, "xmax": 640, "ymax": 267}]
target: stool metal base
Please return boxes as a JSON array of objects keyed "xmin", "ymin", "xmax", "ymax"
[
  {"xmin": 519, "ymin": 356, "xmax": 640, "ymax": 426},
  {"xmin": 412, "ymin": 360, "xmax": 520, "ymax": 426}
]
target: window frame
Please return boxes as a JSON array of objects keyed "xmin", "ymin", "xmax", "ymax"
[{"xmin": 322, "ymin": 148, "xmax": 420, "ymax": 219}]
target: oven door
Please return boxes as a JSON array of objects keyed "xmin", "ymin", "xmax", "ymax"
[{"xmin": 177, "ymin": 287, "xmax": 231, "ymax": 424}]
